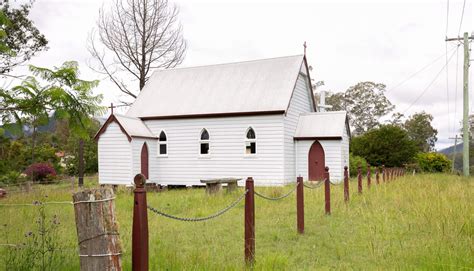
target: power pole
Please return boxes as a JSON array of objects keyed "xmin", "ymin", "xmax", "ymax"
[
  {"xmin": 449, "ymin": 135, "xmax": 458, "ymax": 173},
  {"xmin": 446, "ymin": 32, "xmax": 473, "ymax": 177}
]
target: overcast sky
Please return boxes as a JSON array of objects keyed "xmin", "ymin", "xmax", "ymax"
[{"xmin": 9, "ymin": 0, "xmax": 474, "ymax": 149}]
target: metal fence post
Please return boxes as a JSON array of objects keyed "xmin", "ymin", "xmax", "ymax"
[
  {"xmin": 367, "ymin": 165, "xmax": 371, "ymax": 189},
  {"xmin": 132, "ymin": 174, "xmax": 148, "ymax": 271},
  {"xmin": 357, "ymin": 166, "xmax": 362, "ymax": 194},
  {"xmin": 245, "ymin": 177, "xmax": 255, "ymax": 265},
  {"xmin": 324, "ymin": 167, "xmax": 331, "ymax": 215},
  {"xmin": 343, "ymin": 166, "xmax": 349, "ymax": 202},
  {"xmin": 296, "ymin": 176, "xmax": 304, "ymax": 234}
]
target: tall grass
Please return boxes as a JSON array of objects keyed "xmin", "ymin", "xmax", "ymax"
[{"xmin": 0, "ymin": 174, "xmax": 472, "ymax": 270}]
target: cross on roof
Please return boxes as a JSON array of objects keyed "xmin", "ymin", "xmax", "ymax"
[
  {"xmin": 303, "ymin": 41, "xmax": 307, "ymax": 56},
  {"xmin": 108, "ymin": 103, "xmax": 116, "ymax": 115}
]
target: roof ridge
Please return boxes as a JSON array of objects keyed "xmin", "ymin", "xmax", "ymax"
[{"xmin": 151, "ymin": 54, "xmax": 304, "ymax": 74}]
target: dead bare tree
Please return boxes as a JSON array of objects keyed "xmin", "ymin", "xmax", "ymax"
[{"xmin": 88, "ymin": 0, "xmax": 186, "ymax": 101}]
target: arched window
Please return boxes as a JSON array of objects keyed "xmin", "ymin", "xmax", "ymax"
[
  {"xmin": 245, "ymin": 127, "xmax": 256, "ymax": 154},
  {"xmin": 158, "ymin": 130, "xmax": 167, "ymax": 155},
  {"xmin": 200, "ymin": 129, "xmax": 210, "ymax": 155}
]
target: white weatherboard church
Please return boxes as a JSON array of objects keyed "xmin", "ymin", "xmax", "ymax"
[{"xmin": 95, "ymin": 55, "xmax": 350, "ymax": 186}]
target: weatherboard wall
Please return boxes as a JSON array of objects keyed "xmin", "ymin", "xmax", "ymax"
[
  {"xmin": 130, "ymin": 114, "xmax": 286, "ymax": 186},
  {"xmin": 98, "ymin": 122, "xmax": 133, "ymax": 184},
  {"xmin": 283, "ymin": 71, "xmax": 314, "ymax": 181}
]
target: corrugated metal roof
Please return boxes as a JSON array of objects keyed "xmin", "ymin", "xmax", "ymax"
[
  {"xmin": 126, "ymin": 55, "xmax": 305, "ymax": 118},
  {"xmin": 294, "ymin": 111, "xmax": 348, "ymax": 138},
  {"xmin": 114, "ymin": 114, "xmax": 155, "ymax": 138}
]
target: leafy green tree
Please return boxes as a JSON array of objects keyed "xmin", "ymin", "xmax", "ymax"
[
  {"xmin": 326, "ymin": 82, "xmax": 395, "ymax": 135},
  {"xmin": 0, "ymin": 1, "xmax": 48, "ymax": 74},
  {"xmin": 404, "ymin": 112, "xmax": 437, "ymax": 152},
  {"xmin": 351, "ymin": 125, "xmax": 417, "ymax": 167},
  {"xmin": 0, "ymin": 61, "xmax": 103, "ymax": 163}
]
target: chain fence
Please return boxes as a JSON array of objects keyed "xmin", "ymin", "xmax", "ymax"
[
  {"xmin": 303, "ymin": 181, "xmax": 325, "ymax": 189},
  {"xmin": 147, "ymin": 189, "xmax": 248, "ymax": 222},
  {"xmin": 254, "ymin": 183, "xmax": 298, "ymax": 201}
]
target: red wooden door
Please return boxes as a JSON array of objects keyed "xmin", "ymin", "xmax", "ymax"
[
  {"xmin": 141, "ymin": 143, "xmax": 149, "ymax": 179},
  {"xmin": 308, "ymin": 140, "xmax": 325, "ymax": 181}
]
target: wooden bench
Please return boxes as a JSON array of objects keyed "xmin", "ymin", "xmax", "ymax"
[{"xmin": 200, "ymin": 178, "xmax": 242, "ymax": 194}]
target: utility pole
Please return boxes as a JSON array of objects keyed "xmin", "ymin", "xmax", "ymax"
[
  {"xmin": 446, "ymin": 32, "xmax": 473, "ymax": 177},
  {"xmin": 449, "ymin": 135, "xmax": 458, "ymax": 173}
]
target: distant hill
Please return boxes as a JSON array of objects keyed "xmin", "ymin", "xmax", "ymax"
[{"xmin": 439, "ymin": 143, "xmax": 462, "ymax": 155}]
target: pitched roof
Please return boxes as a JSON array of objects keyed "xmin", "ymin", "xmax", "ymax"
[
  {"xmin": 94, "ymin": 114, "xmax": 155, "ymax": 142},
  {"xmin": 126, "ymin": 55, "xmax": 311, "ymax": 118},
  {"xmin": 294, "ymin": 111, "xmax": 349, "ymax": 139}
]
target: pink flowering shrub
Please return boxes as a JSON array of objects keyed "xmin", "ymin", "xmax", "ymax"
[{"xmin": 24, "ymin": 163, "xmax": 57, "ymax": 183}]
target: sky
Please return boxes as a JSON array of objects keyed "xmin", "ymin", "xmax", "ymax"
[{"xmin": 5, "ymin": 0, "xmax": 474, "ymax": 149}]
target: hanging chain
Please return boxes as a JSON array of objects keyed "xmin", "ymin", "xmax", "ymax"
[
  {"xmin": 147, "ymin": 190, "xmax": 248, "ymax": 222},
  {"xmin": 254, "ymin": 183, "xmax": 298, "ymax": 201},
  {"xmin": 303, "ymin": 181, "xmax": 324, "ymax": 189}
]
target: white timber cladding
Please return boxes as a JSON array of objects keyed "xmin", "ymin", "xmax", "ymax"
[
  {"xmin": 283, "ymin": 70, "xmax": 314, "ymax": 181},
  {"xmin": 341, "ymin": 126, "xmax": 350, "ymax": 176},
  {"xmin": 295, "ymin": 139, "xmax": 345, "ymax": 182},
  {"xmin": 98, "ymin": 122, "xmax": 132, "ymax": 184},
  {"xmin": 130, "ymin": 114, "xmax": 285, "ymax": 186}
]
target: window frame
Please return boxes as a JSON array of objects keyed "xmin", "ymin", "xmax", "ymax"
[
  {"xmin": 199, "ymin": 128, "xmax": 211, "ymax": 157},
  {"xmin": 157, "ymin": 130, "xmax": 168, "ymax": 157},
  {"xmin": 244, "ymin": 127, "xmax": 257, "ymax": 156}
]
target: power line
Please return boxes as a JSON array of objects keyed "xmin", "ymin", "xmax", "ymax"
[
  {"xmin": 387, "ymin": 47, "xmax": 457, "ymax": 92},
  {"xmin": 453, "ymin": 45, "xmax": 460, "ymax": 134},
  {"xmin": 458, "ymin": 0, "xmax": 466, "ymax": 36},
  {"xmin": 445, "ymin": 0, "xmax": 450, "ymax": 36},
  {"xmin": 402, "ymin": 48, "xmax": 458, "ymax": 114}
]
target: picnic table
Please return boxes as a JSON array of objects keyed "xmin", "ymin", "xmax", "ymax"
[{"xmin": 200, "ymin": 178, "xmax": 242, "ymax": 194}]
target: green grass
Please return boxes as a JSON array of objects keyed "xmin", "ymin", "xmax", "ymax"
[{"xmin": 0, "ymin": 174, "xmax": 473, "ymax": 270}]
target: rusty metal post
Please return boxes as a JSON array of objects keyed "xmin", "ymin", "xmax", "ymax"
[
  {"xmin": 296, "ymin": 176, "xmax": 304, "ymax": 234},
  {"xmin": 245, "ymin": 177, "xmax": 255, "ymax": 265},
  {"xmin": 343, "ymin": 166, "xmax": 349, "ymax": 202},
  {"xmin": 367, "ymin": 165, "xmax": 371, "ymax": 189},
  {"xmin": 382, "ymin": 166, "xmax": 386, "ymax": 183},
  {"xmin": 132, "ymin": 174, "xmax": 148, "ymax": 271},
  {"xmin": 357, "ymin": 166, "xmax": 362, "ymax": 194},
  {"xmin": 375, "ymin": 168, "xmax": 380, "ymax": 184},
  {"xmin": 324, "ymin": 167, "xmax": 331, "ymax": 215}
]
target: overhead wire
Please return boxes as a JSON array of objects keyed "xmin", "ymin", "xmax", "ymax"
[
  {"xmin": 402, "ymin": 48, "xmax": 458, "ymax": 115},
  {"xmin": 458, "ymin": 0, "xmax": 466, "ymax": 36}
]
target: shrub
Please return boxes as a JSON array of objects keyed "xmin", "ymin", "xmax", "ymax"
[
  {"xmin": 415, "ymin": 152, "xmax": 451, "ymax": 173},
  {"xmin": 351, "ymin": 125, "xmax": 417, "ymax": 167},
  {"xmin": 0, "ymin": 171, "xmax": 22, "ymax": 186},
  {"xmin": 24, "ymin": 163, "xmax": 57, "ymax": 183},
  {"xmin": 349, "ymin": 153, "xmax": 368, "ymax": 177}
]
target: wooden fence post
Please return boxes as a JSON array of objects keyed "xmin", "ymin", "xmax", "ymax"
[
  {"xmin": 72, "ymin": 188, "xmax": 122, "ymax": 271},
  {"xmin": 343, "ymin": 166, "xmax": 349, "ymax": 202},
  {"xmin": 375, "ymin": 168, "xmax": 380, "ymax": 184},
  {"xmin": 357, "ymin": 166, "xmax": 362, "ymax": 194},
  {"xmin": 382, "ymin": 166, "xmax": 386, "ymax": 182},
  {"xmin": 367, "ymin": 165, "xmax": 371, "ymax": 189},
  {"xmin": 132, "ymin": 174, "xmax": 148, "ymax": 271},
  {"xmin": 324, "ymin": 167, "xmax": 331, "ymax": 215},
  {"xmin": 245, "ymin": 177, "xmax": 255, "ymax": 265},
  {"xmin": 296, "ymin": 176, "xmax": 304, "ymax": 234}
]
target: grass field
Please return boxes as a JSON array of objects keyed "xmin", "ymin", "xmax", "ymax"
[{"xmin": 0, "ymin": 174, "xmax": 473, "ymax": 270}]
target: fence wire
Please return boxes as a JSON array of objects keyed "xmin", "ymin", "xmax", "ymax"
[
  {"xmin": 254, "ymin": 183, "xmax": 298, "ymax": 200},
  {"xmin": 147, "ymin": 190, "xmax": 248, "ymax": 222}
]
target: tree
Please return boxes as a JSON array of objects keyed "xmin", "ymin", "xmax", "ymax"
[
  {"xmin": 0, "ymin": 1, "xmax": 48, "ymax": 74},
  {"xmin": 403, "ymin": 112, "xmax": 437, "ymax": 152},
  {"xmin": 350, "ymin": 125, "xmax": 417, "ymax": 167},
  {"xmin": 88, "ymin": 0, "xmax": 187, "ymax": 102},
  {"xmin": 0, "ymin": 61, "xmax": 103, "ymax": 163},
  {"xmin": 326, "ymin": 82, "xmax": 395, "ymax": 135}
]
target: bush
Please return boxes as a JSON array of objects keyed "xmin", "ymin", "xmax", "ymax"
[
  {"xmin": 415, "ymin": 152, "xmax": 451, "ymax": 173},
  {"xmin": 351, "ymin": 125, "xmax": 418, "ymax": 167},
  {"xmin": 24, "ymin": 163, "xmax": 57, "ymax": 183},
  {"xmin": 349, "ymin": 153, "xmax": 368, "ymax": 177},
  {"xmin": 0, "ymin": 171, "xmax": 22, "ymax": 186}
]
